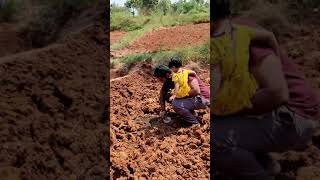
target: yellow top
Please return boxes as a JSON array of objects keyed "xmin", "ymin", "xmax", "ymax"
[
  {"xmin": 172, "ymin": 69, "xmax": 191, "ymax": 98},
  {"xmin": 211, "ymin": 25, "xmax": 258, "ymax": 115}
]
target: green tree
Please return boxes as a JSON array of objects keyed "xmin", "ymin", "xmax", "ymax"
[
  {"xmin": 125, "ymin": 0, "xmax": 158, "ymax": 15},
  {"xmin": 194, "ymin": 0, "xmax": 204, "ymax": 4},
  {"xmin": 125, "ymin": 0, "xmax": 141, "ymax": 16},
  {"xmin": 141, "ymin": 0, "xmax": 158, "ymax": 14},
  {"xmin": 158, "ymin": 0, "xmax": 171, "ymax": 15}
]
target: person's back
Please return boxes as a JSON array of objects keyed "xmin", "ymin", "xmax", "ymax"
[
  {"xmin": 169, "ymin": 56, "xmax": 195, "ymax": 101},
  {"xmin": 233, "ymin": 17, "xmax": 320, "ymax": 121},
  {"xmin": 172, "ymin": 69, "xmax": 191, "ymax": 98},
  {"xmin": 154, "ymin": 64, "xmax": 209, "ymax": 125},
  {"xmin": 211, "ymin": 0, "xmax": 280, "ymax": 115},
  {"xmin": 212, "ymin": 23, "xmax": 258, "ymax": 115}
]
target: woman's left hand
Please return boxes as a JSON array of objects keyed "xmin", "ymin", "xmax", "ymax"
[{"xmin": 169, "ymin": 95, "xmax": 176, "ymax": 102}]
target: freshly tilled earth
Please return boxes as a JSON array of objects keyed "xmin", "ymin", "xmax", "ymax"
[{"xmin": 110, "ymin": 63, "xmax": 210, "ymax": 179}]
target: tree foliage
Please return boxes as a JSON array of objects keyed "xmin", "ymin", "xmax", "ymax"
[
  {"xmin": 125, "ymin": 0, "xmax": 158, "ymax": 15},
  {"xmin": 157, "ymin": 0, "xmax": 171, "ymax": 15}
]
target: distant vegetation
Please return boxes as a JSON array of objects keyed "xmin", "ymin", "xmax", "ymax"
[
  {"xmin": 110, "ymin": 0, "xmax": 209, "ymax": 71},
  {"xmin": 110, "ymin": 0, "xmax": 210, "ymax": 32},
  {"xmin": 111, "ymin": 0, "xmax": 209, "ymax": 50},
  {"xmin": 0, "ymin": 0, "xmax": 20, "ymax": 22},
  {"xmin": 231, "ymin": 0, "xmax": 320, "ymax": 38},
  {"xmin": 113, "ymin": 41, "xmax": 209, "ymax": 74}
]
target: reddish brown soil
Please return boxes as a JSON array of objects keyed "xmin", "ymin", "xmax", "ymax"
[
  {"xmin": 282, "ymin": 25, "xmax": 320, "ymax": 94},
  {"xmin": 110, "ymin": 62, "xmax": 210, "ymax": 179},
  {"xmin": 110, "ymin": 30, "xmax": 128, "ymax": 44},
  {"xmin": 110, "ymin": 69, "xmax": 119, "ymax": 80},
  {"xmin": 0, "ymin": 10, "xmax": 108, "ymax": 179},
  {"xmin": 110, "ymin": 21, "xmax": 320, "ymax": 179},
  {"xmin": 111, "ymin": 23, "xmax": 209, "ymax": 58},
  {"xmin": 128, "ymin": 23, "xmax": 209, "ymax": 52}
]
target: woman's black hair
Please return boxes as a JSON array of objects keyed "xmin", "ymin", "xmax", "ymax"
[
  {"xmin": 168, "ymin": 56, "xmax": 182, "ymax": 68},
  {"xmin": 211, "ymin": 0, "xmax": 231, "ymax": 21},
  {"xmin": 154, "ymin": 65, "xmax": 172, "ymax": 78}
]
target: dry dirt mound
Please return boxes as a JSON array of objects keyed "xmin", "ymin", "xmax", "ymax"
[
  {"xmin": 271, "ymin": 145, "xmax": 320, "ymax": 180},
  {"xmin": 111, "ymin": 23, "xmax": 209, "ymax": 58},
  {"xmin": 110, "ymin": 62, "xmax": 210, "ymax": 179},
  {"xmin": 0, "ymin": 23, "xmax": 27, "ymax": 57},
  {"xmin": 0, "ymin": 10, "xmax": 108, "ymax": 180},
  {"xmin": 110, "ymin": 30, "xmax": 128, "ymax": 44},
  {"xmin": 283, "ymin": 25, "xmax": 320, "ymax": 93}
]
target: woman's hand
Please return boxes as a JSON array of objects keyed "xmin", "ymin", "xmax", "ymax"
[
  {"xmin": 188, "ymin": 77, "xmax": 201, "ymax": 97},
  {"xmin": 169, "ymin": 95, "xmax": 176, "ymax": 102}
]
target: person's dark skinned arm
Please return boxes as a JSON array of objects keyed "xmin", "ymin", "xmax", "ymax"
[
  {"xmin": 159, "ymin": 84, "xmax": 166, "ymax": 111},
  {"xmin": 252, "ymin": 29, "xmax": 281, "ymax": 57},
  {"xmin": 240, "ymin": 53, "xmax": 289, "ymax": 115}
]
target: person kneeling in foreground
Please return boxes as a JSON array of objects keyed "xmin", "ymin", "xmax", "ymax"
[{"xmin": 154, "ymin": 63, "xmax": 209, "ymax": 127}]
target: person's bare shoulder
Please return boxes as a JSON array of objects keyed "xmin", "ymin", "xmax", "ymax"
[{"xmin": 232, "ymin": 16, "xmax": 261, "ymax": 28}]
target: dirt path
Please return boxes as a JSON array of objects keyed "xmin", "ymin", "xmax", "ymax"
[
  {"xmin": 111, "ymin": 23, "xmax": 210, "ymax": 58},
  {"xmin": 110, "ymin": 30, "xmax": 127, "ymax": 44}
]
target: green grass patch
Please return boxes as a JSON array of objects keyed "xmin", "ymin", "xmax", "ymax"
[
  {"xmin": 156, "ymin": 42, "xmax": 209, "ymax": 65},
  {"xmin": 110, "ymin": 3, "xmax": 209, "ymax": 50},
  {"xmin": 111, "ymin": 9, "xmax": 209, "ymax": 32},
  {"xmin": 122, "ymin": 53, "xmax": 153, "ymax": 64},
  {"xmin": 117, "ymin": 42, "xmax": 209, "ymax": 69},
  {"xmin": 118, "ymin": 53, "xmax": 153, "ymax": 75},
  {"xmin": 153, "ymin": 12, "xmax": 209, "ymax": 27},
  {"xmin": 111, "ymin": 7, "xmax": 150, "ymax": 31},
  {"xmin": 111, "ymin": 58, "xmax": 121, "ymax": 69}
]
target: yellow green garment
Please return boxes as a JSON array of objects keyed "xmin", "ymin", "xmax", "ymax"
[
  {"xmin": 172, "ymin": 69, "xmax": 191, "ymax": 98},
  {"xmin": 211, "ymin": 25, "xmax": 258, "ymax": 115}
]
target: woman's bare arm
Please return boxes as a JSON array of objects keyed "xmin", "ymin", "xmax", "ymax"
[
  {"xmin": 252, "ymin": 29, "xmax": 281, "ymax": 56},
  {"xmin": 242, "ymin": 54, "xmax": 289, "ymax": 114},
  {"xmin": 188, "ymin": 78, "xmax": 201, "ymax": 97},
  {"xmin": 188, "ymin": 70, "xmax": 197, "ymax": 77}
]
